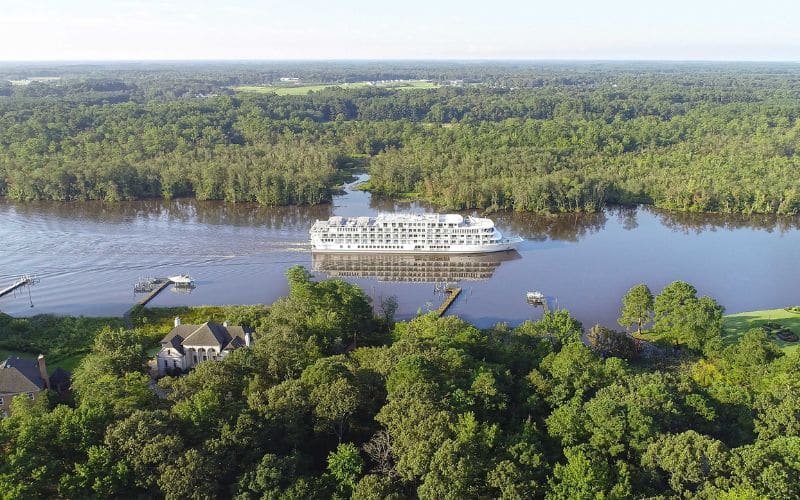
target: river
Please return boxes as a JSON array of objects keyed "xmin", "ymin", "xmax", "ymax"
[{"xmin": 1, "ymin": 175, "xmax": 799, "ymax": 328}]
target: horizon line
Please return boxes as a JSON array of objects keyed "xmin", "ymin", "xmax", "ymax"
[{"xmin": 1, "ymin": 57, "xmax": 800, "ymax": 65}]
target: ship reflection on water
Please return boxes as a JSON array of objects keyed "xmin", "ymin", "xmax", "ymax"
[{"xmin": 311, "ymin": 251, "xmax": 521, "ymax": 283}]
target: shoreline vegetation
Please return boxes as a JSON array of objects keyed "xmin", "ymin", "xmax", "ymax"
[
  {"xmin": 1, "ymin": 271, "xmax": 796, "ymax": 378},
  {"xmin": 1, "ymin": 62, "xmax": 799, "ymax": 215},
  {"xmin": 1, "ymin": 267, "xmax": 799, "ymax": 498}
]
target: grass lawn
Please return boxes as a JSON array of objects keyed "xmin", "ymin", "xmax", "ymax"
[
  {"xmin": 0, "ymin": 348, "xmax": 84, "ymax": 374},
  {"xmin": 0, "ymin": 348, "xmax": 26, "ymax": 361},
  {"xmin": 723, "ymin": 308, "xmax": 800, "ymax": 353},
  {"xmin": 233, "ymin": 80, "xmax": 438, "ymax": 95},
  {"xmin": 234, "ymin": 84, "xmax": 340, "ymax": 95}
]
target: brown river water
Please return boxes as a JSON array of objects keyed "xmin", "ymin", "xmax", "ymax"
[{"xmin": 1, "ymin": 175, "xmax": 799, "ymax": 328}]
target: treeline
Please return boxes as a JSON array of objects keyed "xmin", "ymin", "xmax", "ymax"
[
  {"xmin": 1, "ymin": 63, "xmax": 800, "ymax": 213},
  {"xmin": 1, "ymin": 268, "xmax": 799, "ymax": 498},
  {"xmin": 368, "ymin": 106, "xmax": 800, "ymax": 214},
  {"xmin": 0, "ymin": 96, "xmax": 349, "ymax": 204}
]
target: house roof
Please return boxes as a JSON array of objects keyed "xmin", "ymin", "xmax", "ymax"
[
  {"xmin": 160, "ymin": 324, "xmax": 198, "ymax": 345},
  {"xmin": 183, "ymin": 322, "xmax": 231, "ymax": 347},
  {"xmin": 49, "ymin": 368, "xmax": 71, "ymax": 392},
  {"xmin": 0, "ymin": 357, "xmax": 46, "ymax": 394},
  {"xmin": 223, "ymin": 336, "xmax": 246, "ymax": 351},
  {"xmin": 160, "ymin": 322, "xmax": 250, "ymax": 351}
]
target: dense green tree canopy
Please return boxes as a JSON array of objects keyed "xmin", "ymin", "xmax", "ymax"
[
  {"xmin": 2, "ymin": 268, "xmax": 796, "ymax": 498},
  {"xmin": 2, "ymin": 62, "xmax": 800, "ymax": 215}
]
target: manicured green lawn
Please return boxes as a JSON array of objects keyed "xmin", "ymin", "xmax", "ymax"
[
  {"xmin": 0, "ymin": 348, "xmax": 83, "ymax": 373},
  {"xmin": 723, "ymin": 308, "xmax": 800, "ymax": 353},
  {"xmin": 50, "ymin": 353, "xmax": 87, "ymax": 373},
  {"xmin": 233, "ymin": 80, "xmax": 437, "ymax": 95}
]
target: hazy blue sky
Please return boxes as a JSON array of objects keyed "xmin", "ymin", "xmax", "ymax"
[{"xmin": 1, "ymin": 0, "xmax": 797, "ymax": 61}]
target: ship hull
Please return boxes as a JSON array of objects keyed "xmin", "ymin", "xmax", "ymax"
[{"xmin": 310, "ymin": 238, "xmax": 523, "ymax": 254}]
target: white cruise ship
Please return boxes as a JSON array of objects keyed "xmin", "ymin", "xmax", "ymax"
[{"xmin": 310, "ymin": 213, "xmax": 523, "ymax": 254}]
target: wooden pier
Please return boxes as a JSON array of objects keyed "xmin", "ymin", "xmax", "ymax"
[
  {"xmin": 436, "ymin": 287, "xmax": 462, "ymax": 317},
  {"xmin": 135, "ymin": 280, "xmax": 171, "ymax": 307},
  {"xmin": 124, "ymin": 279, "xmax": 172, "ymax": 328},
  {"xmin": 0, "ymin": 276, "xmax": 38, "ymax": 299}
]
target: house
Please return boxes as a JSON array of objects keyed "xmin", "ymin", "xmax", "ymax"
[
  {"xmin": 156, "ymin": 317, "xmax": 252, "ymax": 375},
  {"xmin": 0, "ymin": 354, "xmax": 69, "ymax": 417}
]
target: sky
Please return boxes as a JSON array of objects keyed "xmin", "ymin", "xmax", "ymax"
[{"xmin": 0, "ymin": 0, "xmax": 798, "ymax": 61}]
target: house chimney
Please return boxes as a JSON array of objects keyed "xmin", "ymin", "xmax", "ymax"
[
  {"xmin": 174, "ymin": 316, "xmax": 181, "ymax": 327},
  {"xmin": 245, "ymin": 331, "xmax": 251, "ymax": 347},
  {"xmin": 37, "ymin": 354, "xmax": 50, "ymax": 389}
]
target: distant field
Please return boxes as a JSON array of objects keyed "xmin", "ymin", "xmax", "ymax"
[
  {"xmin": 233, "ymin": 80, "xmax": 438, "ymax": 95},
  {"xmin": 723, "ymin": 308, "xmax": 800, "ymax": 353}
]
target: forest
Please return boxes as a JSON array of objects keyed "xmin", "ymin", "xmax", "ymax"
[
  {"xmin": 1, "ymin": 267, "xmax": 798, "ymax": 499},
  {"xmin": 1, "ymin": 62, "xmax": 799, "ymax": 214}
]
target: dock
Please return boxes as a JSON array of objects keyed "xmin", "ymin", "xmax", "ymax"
[
  {"xmin": 135, "ymin": 280, "xmax": 172, "ymax": 307},
  {"xmin": 529, "ymin": 298, "xmax": 550, "ymax": 313},
  {"xmin": 526, "ymin": 291, "xmax": 551, "ymax": 313},
  {"xmin": 436, "ymin": 287, "xmax": 462, "ymax": 317},
  {"xmin": 124, "ymin": 279, "xmax": 172, "ymax": 328},
  {"xmin": 0, "ymin": 275, "xmax": 38, "ymax": 299}
]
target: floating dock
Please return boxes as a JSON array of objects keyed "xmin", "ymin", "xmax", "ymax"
[
  {"xmin": 0, "ymin": 275, "xmax": 38, "ymax": 299},
  {"xmin": 436, "ymin": 287, "xmax": 462, "ymax": 317},
  {"xmin": 526, "ymin": 292, "xmax": 550, "ymax": 313}
]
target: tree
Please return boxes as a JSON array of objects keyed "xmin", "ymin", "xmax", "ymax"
[
  {"xmin": 487, "ymin": 424, "xmax": 547, "ymax": 499},
  {"xmin": 158, "ymin": 448, "xmax": 221, "ymax": 500},
  {"xmin": 534, "ymin": 342, "xmax": 617, "ymax": 406},
  {"xmin": 327, "ymin": 443, "xmax": 364, "ymax": 493},
  {"xmin": 352, "ymin": 474, "xmax": 403, "ymax": 500},
  {"xmin": 74, "ymin": 372, "xmax": 158, "ymax": 421},
  {"xmin": 236, "ymin": 452, "xmax": 300, "ymax": 499},
  {"xmin": 376, "ymin": 396, "xmax": 453, "ymax": 481},
  {"xmin": 251, "ymin": 325, "xmax": 321, "ymax": 383},
  {"xmin": 618, "ymin": 284, "xmax": 653, "ymax": 334},
  {"xmin": 754, "ymin": 383, "xmax": 800, "ymax": 440},
  {"xmin": 654, "ymin": 281, "xmax": 697, "ymax": 333},
  {"xmin": 417, "ymin": 413, "xmax": 498, "ymax": 500},
  {"xmin": 653, "ymin": 281, "xmax": 723, "ymax": 353},
  {"xmin": 641, "ymin": 431, "xmax": 728, "ymax": 496},
  {"xmin": 728, "ymin": 436, "xmax": 800, "ymax": 499},
  {"xmin": 58, "ymin": 445, "xmax": 130, "ymax": 498},
  {"xmin": 104, "ymin": 410, "xmax": 184, "ymax": 493},
  {"xmin": 363, "ymin": 429, "xmax": 395, "ymax": 478},
  {"xmin": 514, "ymin": 310, "xmax": 584, "ymax": 350},
  {"xmin": 312, "ymin": 377, "xmax": 360, "ymax": 442},
  {"xmin": 587, "ymin": 324, "xmax": 640, "ymax": 360},
  {"xmin": 548, "ymin": 445, "xmax": 631, "ymax": 500},
  {"xmin": 379, "ymin": 295, "xmax": 399, "ymax": 325}
]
